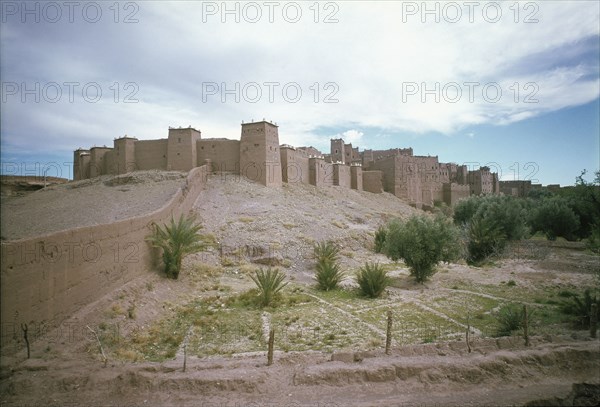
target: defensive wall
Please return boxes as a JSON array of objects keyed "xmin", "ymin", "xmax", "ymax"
[{"xmin": 0, "ymin": 165, "xmax": 209, "ymax": 352}]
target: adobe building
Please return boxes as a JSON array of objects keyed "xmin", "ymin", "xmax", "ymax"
[
  {"xmin": 500, "ymin": 180, "xmax": 533, "ymax": 197},
  {"xmin": 74, "ymin": 119, "xmax": 498, "ymax": 207},
  {"xmin": 74, "ymin": 121, "xmax": 282, "ymax": 187}
]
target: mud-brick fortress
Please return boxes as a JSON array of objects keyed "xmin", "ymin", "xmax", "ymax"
[{"xmin": 74, "ymin": 120, "xmax": 500, "ymax": 209}]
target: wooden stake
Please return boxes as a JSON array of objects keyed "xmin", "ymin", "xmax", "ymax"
[
  {"xmin": 523, "ymin": 305, "xmax": 529, "ymax": 347},
  {"xmin": 466, "ymin": 314, "xmax": 472, "ymax": 353},
  {"xmin": 86, "ymin": 325, "xmax": 107, "ymax": 366},
  {"xmin": 267, "ymin": 329, "xmax": 275, "ymax": 366},
  {"xmin": 183, "ymin": 344, "xmax": 187, "ymax": 372},
  {"xmin": 385, "ymin": 310, "xmax": 393, "ymax": 355},
  {"xmin": 591, "ymin": 303, "xmax": 598, "ymax": 339},
  {"xmin": 21, "ymin": 323, "xmax": 30, "ymax": 359}
]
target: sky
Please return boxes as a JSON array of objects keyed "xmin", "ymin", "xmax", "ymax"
[{"xmin": 1, "ymin": 0, "xmax": 599, "ymax": 186}]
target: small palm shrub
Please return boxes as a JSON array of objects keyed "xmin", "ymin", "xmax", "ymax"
[
  {"xmin": 356, "ymin": 262, "xmax": 390, "ymax": 298},
  {"xmin": 146, "ymin": 214, "xmax": 205, "ymax": 279},
  {"xmin": 467, "ymin": 215, "xmax": 506, "ymax": 265},
  {"xmin": 315, "ymin": 259, "xmax": 345, "ymax": 291},
  {"xmin": 494, "ymin": 304, "xmax": 525, "ymax": 337},
  {"xmin": 374, "ymin": 226, "xmax": 387, "ymax": 253},
  {"xmin": 560, "ymin": 289, "xmax": 599, "ymax": 329},
  {"xmin": 250, "ymin": 268, "xmax": 288, "ymax": 307},
  {"xmin": 313, "ymin": 240, "xmax": 343, "ymax": 290},
  {"xmin": 313, "ymin": 241, "xmax": 340, "ymax": 263}
]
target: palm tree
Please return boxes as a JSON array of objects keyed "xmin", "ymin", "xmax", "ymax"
[{"xmin": 146, "ymin": 213, "xmax": 204, "ymax": 279}]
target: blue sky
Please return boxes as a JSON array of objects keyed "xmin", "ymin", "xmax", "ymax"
[{"xmin": 1, "ymin": 1, "xmax": 599, "ymax": 185}]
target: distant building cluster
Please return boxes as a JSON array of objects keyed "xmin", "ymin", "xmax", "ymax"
[{"xmin": 74, "ymin": 120, "xmax": 534, "ymax": 209}]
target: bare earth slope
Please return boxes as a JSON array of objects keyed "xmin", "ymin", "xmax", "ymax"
[{"xmin": 1, "ymin": 173, "xmax": 598, "ymax": 406}]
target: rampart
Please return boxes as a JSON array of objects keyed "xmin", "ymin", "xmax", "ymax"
[
  {"xmin": 0, "ymin": 165, "xmax": 209, "ymax": 349},
  {"xmin": 74, "ymin": 120, "xmax": 502, "ymax": 208}
]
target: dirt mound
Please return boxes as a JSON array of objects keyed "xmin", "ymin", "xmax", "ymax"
[{"xmin": 293, "ymin": 339, "xmax": 599, "ymax": 387}]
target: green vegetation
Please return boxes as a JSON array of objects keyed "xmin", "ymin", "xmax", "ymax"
[
  {"xmin": 454, "ymin": 195, "xmax": 529, "ymax": 265},
  {"xmin": 560, "ymin": 289, "xmax": 599, "ymax": 329},
  {"xmin": 356, "ymin": 262, "xmax": 390, "ymax": 298},
  {"xmin": 374, "ymin": 225, "xmax": 387, "ymax": 253},
  {"xmin": 313, "ymin": 240, "xmax": 340, "ymax": 263},
  {"xmin": 315, "ymin": 259, "xmax": 345, "ymax": 291},
  {"xmin": 146, "ymin": 214, "xmax": 206, "ymax": 279},
  {"xmin": 313, "ymin": 240, "xmax": 345, "ymax": 291},
  {"xmin": 383, "ymin": 214, "xmax": 462, "ymax": 282},
  {"xmin": 249, "ymin": 267, "xmax": 288, "ymax": 307},
  {"xmin": 529, "ymin": 196, "xmax": 579, "ymax": 241},
  {"xmin": 493, "ymin": 304, "xmax": 525, "ymax": 337}
]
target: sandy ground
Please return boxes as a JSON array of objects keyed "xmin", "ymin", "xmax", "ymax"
[{"xmin": 1, "ymin": 172, "xmax": 599, "ymax": 406}]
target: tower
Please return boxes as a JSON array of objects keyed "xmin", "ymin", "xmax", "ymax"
[
  {"xmin": 113, "ymin": 136, "xmax": 138, "ymax": 174},
  {"xmin": 240, "ymin": 121, "xmax": 282, "ymax": 187},
  {"xmin": 330, "ymin": 138, "xmax": 345, "ymax": 164},
  {"xmin": 167, "ymin": 128, "xmax": 201, "ymax": 171}
]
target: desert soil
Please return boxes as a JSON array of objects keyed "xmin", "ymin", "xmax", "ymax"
[{"xmin": 1, "ymin": 172, "xmax": 599, "ymax": 406}]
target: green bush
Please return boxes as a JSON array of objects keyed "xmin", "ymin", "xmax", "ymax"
[
  {"xmin": 249, "ymin": 268, "xmax": 288, "ymax": 307},
  {"xmin": 529, "ymin": 196, "xmax": 580, "ymax": 241},
  {"xmin": 313, "ymin": 241, "xmax": 340, "ymax": 263},
  {"xmin": 146, "ymin": 214, "xmax": 205, "ymax": 279},
  {"xmin": 356, "ymin": 262, "xmax": 390, "ymax": 298},
  {"xmin": 560, "ymin": 289, "xmax": 599, "ymax": 329},
  {"xmin": 494, "ymin": 304, "xmax": 525, "ymax": 337},
  {"xmin": 467, "ymin": 215, "xmax": 506, "ymax": 265},
  {"xmin": 586, "ymin": 224, "xmax": 600, "ymax": 254},
  {"xmin": 374, "ymin": 226, "xmax": 387, "ymax": 253},
  {"xmin": 384, "ymin": 215, "xmax": 462, "ymax": 283},
  {"xmin": 315, "ymin": 259, "xmax": 345, "ymax": 291}
]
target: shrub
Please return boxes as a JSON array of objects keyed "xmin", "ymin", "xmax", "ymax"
[
  {"xmin": 586, "ymin": 224, "xmax": 600, "ymax": 254},
  {"xmin": 374, "ymin": 226, "xmax": 387, "ymax": 254},
  {"xmin": 384, "ymin": 215, "xmax": 462, "ymax": 283},
  {"xmin": 146, "ymin": 214, "xmax": 205, "ymax": 279},
  {"xmin": 560, "ymin": 289, "xmax": 600, "ymax": 329},
  {"xmin": 467, "ymin": 215, "xmax": 506, "ymax": 265},
  {"xmin": 529, "ymin": 197, "xmax": 580, "ymax": 241},
  {"xmin": 356, "ymin": 262, "xmax": 390, "ymax": 298},
  {"xmin": 250, "ymin": 268, "xmax": 288, "ymax": 307},
  {"xmin": 315, "ymin": 259, "xmax": 345, "ymax": 291},
  {"xmin": 313, "ymin": 241, "xmax": 340, "ymax": 263},
  {"xmin": 494, "ymin": 304, "xmax": 525, "ymax": 337}
]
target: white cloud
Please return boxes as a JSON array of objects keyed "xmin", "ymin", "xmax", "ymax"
[{"xmin": 0, "ymin": 1, "xmax": 598, "ymax": 156}]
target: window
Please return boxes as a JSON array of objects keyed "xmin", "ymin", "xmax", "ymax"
[
  {"xmin": 178, "ymin": 138, "xmax": 181, "ymax": 143},
  {"xmin": 254, "ymin": 143, "xmax": 260, "ymax": 147}
]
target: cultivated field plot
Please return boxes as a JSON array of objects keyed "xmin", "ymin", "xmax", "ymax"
[{"xmin": 102, "ymin": 258, "xmax": 590, "ymax": 363}]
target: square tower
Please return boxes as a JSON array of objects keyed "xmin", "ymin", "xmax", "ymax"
[
  {"xmin": 167, "ymin": 127, "xmax": 201, "ymax": 172},
  {"xmin": 240, "ymin": 121, "xmax": 282, "ymax": 187},
  {"xmin": 330, "ymin": 138, "xmax": 345, "ymax": 164},
  {"xmin": 113, "ymin": 136, "xmax": 138, "ymax": 175}
]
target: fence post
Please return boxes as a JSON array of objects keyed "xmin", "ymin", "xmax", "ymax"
[
  {"xmin": 267, "ymin": 329, "xmax": 275, "ymax": 366},
  {"xmin": 183, "ymin": 344, "xmax": 187, "ymax": 372},
  {"xmin": 591, "ymin": 303, "xmax": 598, "ymax": 339},
  {"xmin": 21, "ymin": 323, "xmax": 30, "ymax": 359},
  {"xmin": 386, "ymin": 310, "xmax": 393, "ymax": 355},
  {"xmin": 523, "ymin": 305, "xmax": 529, "ymax": 347},
  {"xmin": 466, "ymin": 314, "xmax": 472, "ymax": 353}
]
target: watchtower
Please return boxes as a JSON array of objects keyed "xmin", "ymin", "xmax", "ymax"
[{"xmin": 240, "ymin": 121, "xmax": 282, "ymax": 187}]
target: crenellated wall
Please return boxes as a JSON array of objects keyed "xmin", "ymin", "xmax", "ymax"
[{"xmin": 0, "ymin": 165, "xmax": 209, "ymax": 353}]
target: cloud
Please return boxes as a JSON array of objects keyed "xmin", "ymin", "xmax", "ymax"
[{"xmin": 0, "ymin": 1, "xmax": 598, "ymax": 160}]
